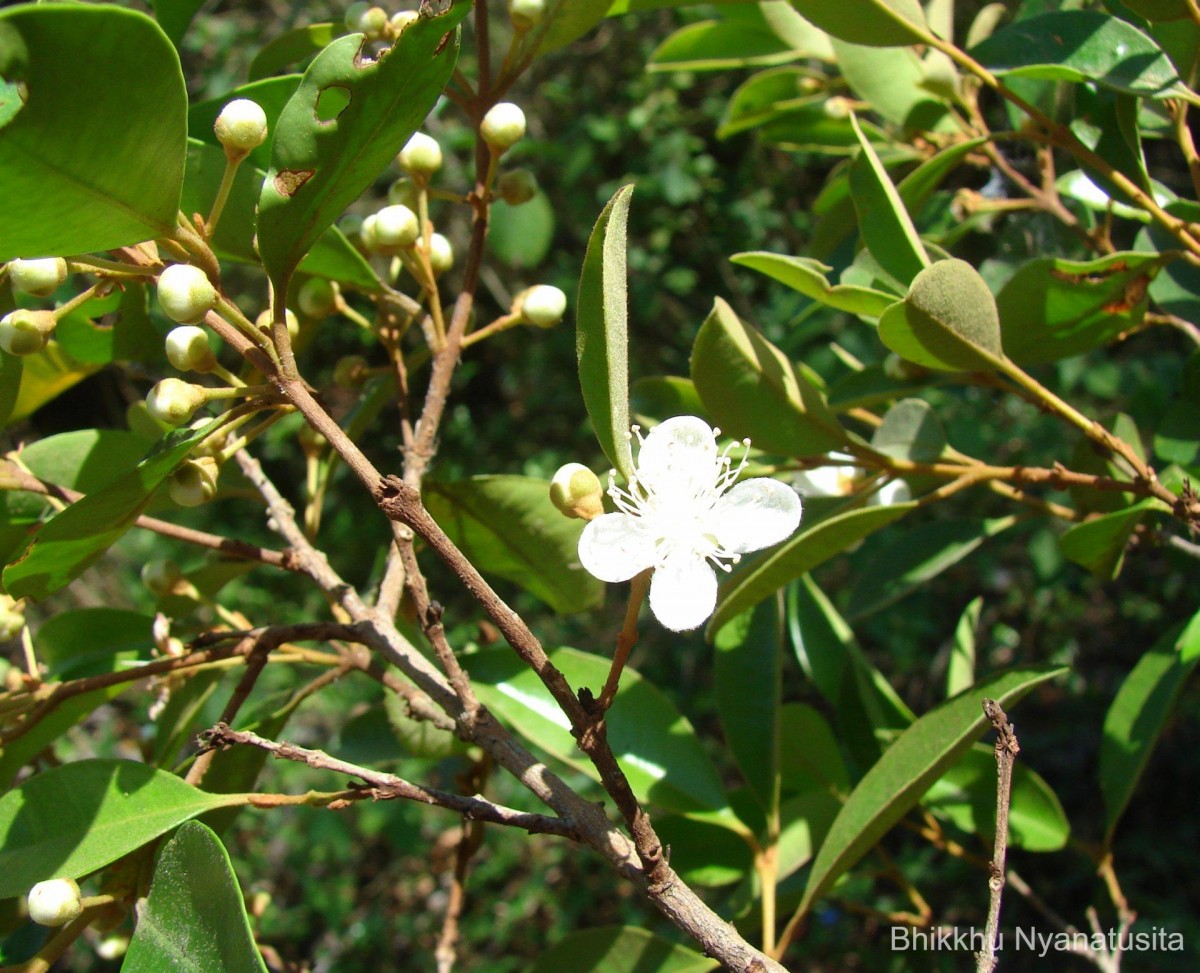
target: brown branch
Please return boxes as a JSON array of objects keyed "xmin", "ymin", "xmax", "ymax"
[
  {"xmin": 201, "ymin": 723, "xmax": 577, "ymax": 838},
  {"xmin": 435, "ymin": 756, "xmax": 489, "ymax": 973},
  {"xmin": 977, "ymin": 699, "xmax": 1019, "ymax": 973}
]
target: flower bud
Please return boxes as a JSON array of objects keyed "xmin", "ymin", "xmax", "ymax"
[
  {"xmin": 298, "ymin": 277, "xmax": 339, "ymax": 318},
  {"xmin": 146, "ymin": 378, "xmax": 209, "ymax": 427},
  {"xmin": 346, "ymin": 3, "xmax": 388, "ymax": 39},
  {"xmin": 550, "ymin": 463, "xmax": 604, "ymax": 520},
  {"xmin": 8, "ymin": 257, "xmax": 68, "ymax": 297},
  {"xmin": 0, "ymin": 594, "xmax": 25, "ymax": 640},
  {"xmin": 387, "ymin": 177, "xmax": 419, "ymax": 209},
  {"xmin": 390, "ymin": 10, "xmax": 419, "ymax": 34},
  {"xmin": 255, "ymin": 307, "xmax": 299, "ymax": 340},
  {"xmin": 27, "ymin": 879, "xmax": 83, "ymax": 927},
  {"xmin": 480, "ymin": 102, "xmax": 525, "ymax": 152},
  {"xmin": 165, "ymin": 326, "xmax": 216, "ymax": 373},
  {"xmin": 397, "ymin": 131, "xmax": 442, "ymax": 176},
  {"xmin": 0, "ymin": 309, "xmax": 57, "ymax": 356},
  {"xmin": 97, "ymin": 934, "xmax": 129, "ymax": 961},
  {"xmin": 141, "ymin": 559, "xmax": 182, "ymax": 598},
  {"xmin": 420, "ymin": 232, "xmax": 454, "ymax": 274},
  {"xmin": 508, "ymin": 0, "xmax": 545, "ymax": 29},
  {"xmin": 157, "ymin": 264, "xmax": 217, "ymax": 325},
  {"xmin": 359, "ymin": 213, "xmax": 380, "ymax": 253},
  {"xmin": 373, "ymin": 204, "xmax": 419, "ymax": 253},
  {"xmin": 169, "ymin": 456, "xmax": 221, "ymax": 507},
  {"xmin": 333, "ymin": 354, "xmax": 369, "ymax": 388},
  {"xmin": 517, "ymin": 284, "xmax": 566, "ymax": 328},
  {"xmin": 497, "ymin": 168, "xmax": 538, "ymax": 206},
  {"xmin": 214, "ymin": 99, "xmax": 268, "ymax": 156}
]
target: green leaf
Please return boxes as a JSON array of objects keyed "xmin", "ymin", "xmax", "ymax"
[
  {"xmin": 997, "ymin": 252, "xmax": 1160, "ymax": 365},
  {"xmin": 123, "ymin": 821, "xmax": 268, "ymax": 973},
  {"xmin": 0, "ymin": 354, "xmax": 21, "ymax": 427},
  {"xmin": 151, "ymin": 0, "xmax": 206, "ymax": 48},
  {"xmin": 424, "ymin": 476, "xmax": 603, "ymax": 614},
  {"xmin": 534, "ymin": 0, "xmax": 612, "ymax": 54},
  {"xmin": 970, "ymin": 11, "xmax": 1193, "ymax": 100},
  {"xmin": 629, "ymin": 375, "xmax": 707, "ymax": 425},
  {"xmin": 897, "ymin": 136, "xmax": 991, "ymax": 214},
  {"xmin": 708, "ymin": 501, "xmax": 915, "ymax": 637},
  {"xmin": 878, "ymin": 258, "xmax": 1004, "ymax": 372},
  {"xmin": 788, "ymin": 0, "xmax": 929, "ymax": 47},
  {"xmin": 183, "ymin": 140, "xmax": 377, "ymax": 291},
  {"xmin": 5, "ymin": 342, "xmax": 101, "ymax": 424},
  {"xmin": 530, "ymin": 926, "xmax": 719, "ymax": 973},
  {"xmin": 924, "ymin": 744, "xmax": 1069, "ymax": 852},
  {"xmin": 34, "ymin": 607, "xmax": 153, "ymax": 679},
  {"xmin": 0, "ymin": 760, "xmax": 241, "ymax": 898},
  {"xmin": 848, "ymin": 115, "xmax": 930, "ymax": 287},
  {"xmin": 1153, "ymin": 351, "xmax": 1200, "ymax": 466},
  {"xmin": 779, "ymin": 702, "xmax": 850, "ymax": 794},
  {"xmin": 469, "ymin": 646, "xmax": 732, "ymax": 817},
  {"xmin": 653, "ymin": 814, "xmax": 753, "ymax": 887},
  {"xmin": 3, "ymin": 424, "xmax": 215, "ymax": 600},
  {"xmin": 488, "ymin": 191, "xmax": 556, "ymax": 268},
  {"xmin": 1122, "ymin": 0, "xmax": 1191, "ymax": 21},
  {"xmin": 247, "ymin": 23, "xmax": 338, "ymax": 82},
  {"xmin": 714, "ymin": 598, "xmax": 783, "ymax": 816},
  {"xmin": 947, "ymin": 596, "xmax": 982, "ymax": 697},
  {"xmin": 798, "ymin": 665, "xmax": 1066, "ymax": 916},
  {"xmin": 188, "ymin": 75, "xmax": 303, "ymax": 172},
  {"xmin": 256, "ymin": 1, "xmax": 467, "ymax": 293},
  {"xmin": 831, "ymin": 38, "xmax": 949, "ymax": 130},
  {"xmin": 717, "ymin": 68, "xmax": 816, "ymax": 138},
  {"xmin": 0, "ymin": 4, "xmax": 186, "ymax": 260},
  {"xmin": 576, "ymin": 184, "xmax": 635, "ymax": 481},
  {"xmin": 869, "ymin": 397, "xmax": 945, "ymax": 462},
  {"xmin": 1059, "ymin": 499, "xmax": 1158, "ymax": 579},
  {"xmin": 847, "ymin": 518, "xmax": 1013, "ymax": 619},
  {"xmin": 1100, "ymin": 611, "xmax": 1200, "ymax": 846},
  {"xmin": 649, "ymin": 17, "xmax": 800, "ymax": 71},
  {"xmin": 731, "ymin": 253, "xmax": 895, "ymax": 317},
  {"xmin": 691, "ymin": 297, "xmax": 844, "ymax": 457},
  {"xmin": 752, "ymin": 104, "xmax": 889, "ymax": 155}
]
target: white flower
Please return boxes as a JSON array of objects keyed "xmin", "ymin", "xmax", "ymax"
[
  {"xmin": 793, "ymin": 463, "xmax": 859, "ymax": 497},
  {"xmin": 578, "ymin": 416, "xmax": 802, "ymax": 632}
]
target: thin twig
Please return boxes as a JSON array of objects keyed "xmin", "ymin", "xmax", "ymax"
[{"xmin": 977, "ymin": 699, "xmax": 1020, "ymax": 973}]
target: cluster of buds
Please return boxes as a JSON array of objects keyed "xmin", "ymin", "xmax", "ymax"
[{"xmin": 0, "ymin": 256, "xmax": 70, "ymax": 356}]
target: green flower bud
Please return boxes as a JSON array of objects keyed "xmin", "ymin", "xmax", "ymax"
[
  {"xmin": 420, "ymin": 232, "xmax": 454, "ymax": 274},
  {"xmin": 255, "ymin": 307, "xmax": 300, "ymax": 340},
  {"xmin": 550, "ymin": 463, "xmax": 604, "ymax": 520},
  {"xmin": 169, "ymin": 456, "xmax": 221, "ymax": 507},
  {"xmin": 165, "ymin": 326, "xmax": 216, "ymax": 373},
  {"xmin": 27, "ymin": 879, "xmax": 83, "ymax": 927},
  {"xmin": 508, "ymin": 0, "xmax": 545, "ymax": 29},
  {"xmin": 8, "ymin": 257, "xmax": 68, "ymax": 297},
  {"xmin": 387, "ymin": 177, "xmax": 419, "ymax": 209},
  {"xmin": 390, "ymin": 10, "xmax": 419, "ymax": 34},
  {"xmin": 359, "ymin": 213, "xmax": 380, "ymax": 253},
  {"xmin": 157, "ymin": 264, "xmax": 217, "ymax": 325},
  {"xmin": 346, "ymin": 3, "xmax": 388, "ymax": 39},
  {"xmin": 497, "ymin": 168, "xmax": 538, "ymax": 206},
  {"xmin": 146, "ymin": 378, "xmax": 209, "ymax": 427},
  {"xmin": 517, "ymin": 284, "xmax": 567, "ymax": 328},
  {"xmin": 141, "ymin": 559, "xmax": 183, "ymax": 598},
  {"xmin": 480, "ymin": 102, "xmax": 525, "ymax": 151},
  {"xmin": 0, "ymin": 309, "xmax": 56, "ymax": 356},
  {"xmin": 397, "ymin": 131, "xmax": 442, "ymax": 176},
  {"xmin": 373, "ymin": 204, "xmax": 420, "ymax": 253},
  {"xmin": 298, "ymin": 277, "xmax": 339, "ymax": 318},
  {"xmin": 0, "ymin": 594, "xmax": 25, "ymax": 640},
  {"xmin": 214, "ymin": 99, "xmax": 268, "ymax": 156}
]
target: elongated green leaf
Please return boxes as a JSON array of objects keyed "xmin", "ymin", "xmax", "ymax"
[
  {"xmin": 182, "ymin": 140, "xmax": 376, "ymax": 290},
  {"xmin": 789, "ymin": 0, "xmax": 929, "ymax": 46},
  {"xmin": 424, "ymin": 476, "xmax": 603, "ymax": 614},
  {"xmin": 847, "ymin": 518, "xmax": 1013, "ymax": 619},
  {"xmin": 718, "ymin": 68, "xmax": 815, "ymax": 138},
  {"xmin": 34, "ymin": 607, "xmax": 153, "ymax": 678},
  {"xmin": 649, "ymin": 18, "xmax": 800, "ymax": 71},
  {"xmin": 653, "ymin": 814, "xmax": 754, "ymax": 887},
  {"xmin": 531, "ymin": 925, "xmax": 718, "ymax": 973},
  {"xmin": 731, "ymin": 253, "xmax": 895, "ymax": 317},
  {"xmin": 151, "ymin": 0, "xmax": 206, "ymax": 48},
  {"xmin": 489, "ymin": 191, "xmax": 556, "ymax": 268},
  {"xmin": 577, "ymin": 184, "xmax": 635, "ymax": 480},
  {"xmin": 247, "ymin": 23, "xmax": 337, "ymax": 82},
  {"xmin": 779, "ymin": 702, "xmax": 850, "ymax": 795},
  {"xmin": 1100, "ymin": 611, "xmax": 1200, "ymax": 846},
  {"xmin": 714, "ymin": 598, "xmax": 783, "ymax": 816},
  {"xmin": 3, "ymin": 424, "xmax": 215, "ymax": 600},
  {"xmin": 897, "ymin": 136, "xmax": 991, "ymax": 214},
  {"xmin": 256, "ymin": 2, "xmax": 466, "ymax": 292},
  {"xmin": 708, "ymin": 501, "xmax": 915, "ymax": 637},
  {"xmin": 691, "ymin": 297, "xmax": 844, "ymax": 457},
  {"xmin": 924, "ymin": 744, "xmax": 1069, "ymax": 852},
  {"xmin": 0, "ymin": 4, "xmax": 186, "ymax": 260},
  {"xmin": 188, "ymin": 75, "xmax": 303, "ymax": 172},
  {"xmin": 831, "ymin": 38, "xmax": 949, "ymax": 130},
  {"xmin": 970, "ymin": 11, "xmax": 1193, "ymax": 100},
  {"xmin": 1059, "ymin": 499, "xmax": 1158, "ymax": 579},
  {"xmin": 630, "ymin": 375, "xmax": 706, "ymax": 425},
  {"xmin": 123, "ymin": 821, "xmax": 268, "ymax": 973},
  {"xmin": 5, "ymin": 342, "xmax": 101, "ymax": 423},
  {"xmin": 997, "ymin": 252, "xmax": 1160, "ymax": 364},
  {"xmin": 947, "ymin": 596, "xmax": 982, "ymax": 697},
  {"xmin": 0, "ymin": 760, "xmax": 241, "ymax": 898},
  {"xmin": 469, "ymin": 646, "xmax": 732, "ymax": 818},
  {"xmin": 848, "ymin": 115, "xmax": 930, "ymax": 287},
  {"xmin": 0, "ymin": 355, "xmax": 20, "ymax": 427},
  {"xmin": 870, "ymin": 397, "xmax": 945, "ymax": 462},
  {"xmin": 878, "ymin": 258, "xmax": 1004, "ymax": 372},
  {"xmin": 798, "ymin": 665, "xmax": 1066, "ymax": 916}
]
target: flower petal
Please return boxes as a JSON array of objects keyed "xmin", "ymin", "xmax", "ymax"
[
  {"xmin": 712, "ymin": 477, "xmax": 802, "ymax": 554},
  {"xmin": 635, "ymin": 415, "xmax": 718, "ymax": 491},
  {"xmin": 649, "ymin": 553, "xmax": 718, "ymax": 632},
  {"xmin": 578, "ymin": 513, "xmax": 657, "ymax": 583}
]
